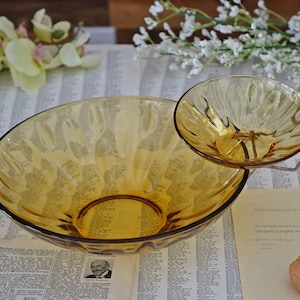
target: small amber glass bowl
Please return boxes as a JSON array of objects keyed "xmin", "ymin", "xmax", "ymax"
[
  {"xmin": 0, "ymin": 96, "xmax": 248, "ymax": 254},
  {"xmin": 174, "ymin": 75, "xmax": 300, "ymax": 169}
]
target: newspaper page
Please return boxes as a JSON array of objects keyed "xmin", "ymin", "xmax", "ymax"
[
  {"xmin": 0, "ymin": 237, "xmax": 137, "ymax": 300},
  {"xmin": 0, "ymin": 44, "xmax": 299, "ymax": 300},
  {"xmin": 232, "ymin": 189, "xmax": 300, "ymax": 300},
  {"xmin": 0, "ymin": 44, "xmax": 141, "ymax": 300},
  {"xmin": 132, "ymin": 48, "xmax": 300, "ymax": 299}
]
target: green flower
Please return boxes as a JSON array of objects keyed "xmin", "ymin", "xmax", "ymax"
[
  {"xmin": 31, "ymin": 8, "xmax": 71, "ymax": 43},
  {"xmin": 0, "ymin": 17, "xmax": 18, "ymax": 70},
  {"xmin": 0, "ymin": 9, "xmax": 101, "ymax": 91},
  {"xmin": 0, "ymin": 16, "xmax": 17, "ymax": 40},
  {"xmin": 57, "ymin": 32, "xmax": 101, "ymax": 68},
  {"xmin": 5, "ymin": 38, "xmax": 46, "ymax": 91}
]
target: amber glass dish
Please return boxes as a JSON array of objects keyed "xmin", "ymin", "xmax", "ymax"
[
  {"xmin": 0, "ymin": 96, "xmax": 248, "ymax": 254},
  {"xmin": 174, "ymin": 75, "xmax": 300, "ymax": 169}
]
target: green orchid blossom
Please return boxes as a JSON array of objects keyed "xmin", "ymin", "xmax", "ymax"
[
  {"xmin": 0, "ymin": 16, "xmax": 18, "ymax": 40},
  {"xmin": 5, "ymin": 38, "xmax": 48, "ymax": 91},
  {"xmin": 0, "ymin": 8, "xmax": 101, "ymax": 91},
  {"xmin": 0, "ymin": 16, "xmax": 18, "ymax": 70},
  {"xmin": 58, "ymin": 32, "xmax": 101, "ymax": 68},
  {"xmin": 31, "ymin": 8, "xmax": 71, "ymax": 43}
]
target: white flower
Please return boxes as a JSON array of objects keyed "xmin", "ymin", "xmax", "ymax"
[
  {"xmin": 287, "ymin": 14, "xmax": 300, "ymax": 43},
  {"xmin": 188, "ymin": 58, "xmax": 203, "ymax": 76},
  {"xmin": 251, "ymin": 17, "xmax": 268, "ymax": 30},
  {"xmin": 132, "ymin": 27, "xmax": 150, "ymax": 46},
  {"xmin": 216, "ymin": 6, "xmax": 229, "ymax": 20},
  {"xmin": 201, "ymin": 29, "xmax": 218, "ymax": 40},
  {"xmin": 144, "ymin": 17, "xmax": 158, "ymax": 30},
  {"xmin": 218, "ymin": 52, "xmax": 233, "ymax": 65},
  {"xmin": 259, "ymin": 51, "xmax": 275, "ymax": 62},
  {"xmin": 223, "ymin": 37, "xmax": 243, "ymax": 56},
  {"xmin": 271, "ymin": 33, "xmax": 283, "ymax": 42},
  {"xmin": 179, "ymin": 12, "xmax": 199, "ymax": 40},
  {"xmin": 163, "ymin": 22, "xmax": 176, "ymax": 38},
  {"xmin": 230, "ymin": 6, "xmax": 240, "ymax": 17},
  {"xmin": 288, "ymin": 14, "xmax": 300, "ymax": 32},
  {"xmin": 220, "ymin": 0, "xmax": 231, "ymax": 9},
  {"xmin": 132, "ymin": 34, "xmax": 146, "ymax": 47},
  {"xmin": 290, "ymin": 33, "xmax": 300, "ymax": 43},
  {"xmin": 201, "ymin": 28, "xmax": 210, "ymax": 38},
  {"xmin": 134, "ymin": 0, "xmax": 300, "ymax": 87},
  {"xmin": 257, "ymin": 0, "xmax": 267, "ymax": 10},
  {"xmin": 194, "ymin": 35, "xmax": 222, "ymax": 58},
  {"xmin": 238, "ymin": 33, "xmax": 252, "ymax": 42},
  {"xmin": 158, "ymin": 32, "xmax": 170, "ymax": 41},
  {"xmin": 214, "ymin": 24, "xmax": 234, "ymax": 34},
  {"xmin": 149, "ymin": 1, "xmax": 164, "ymax": 17}
]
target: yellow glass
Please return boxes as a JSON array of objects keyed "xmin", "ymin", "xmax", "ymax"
[
  {"xmin": 0, "ymin": 96, "xmax": 248, "ymax": 254},
  {"xmin": 174, "ymin": 75, "xmax": 300, "ymax": 169}
]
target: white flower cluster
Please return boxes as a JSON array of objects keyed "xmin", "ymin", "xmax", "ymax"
[{"xmin": 133, "ymin": 0, "xmax": 300, "ymax": 87}]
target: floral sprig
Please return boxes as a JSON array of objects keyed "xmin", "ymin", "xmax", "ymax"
[
  {"xmin": 133, "ymin": 0, "xmax": 300, "ymax": 87},
  {"xmin": 0, "ymin": 9, "xmax": 100, "ymax": 91}
]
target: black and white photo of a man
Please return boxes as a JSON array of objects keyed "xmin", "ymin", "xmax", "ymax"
[{"xmin": 85, "ymin": 259, "xmax": 112, "ymax": 279}]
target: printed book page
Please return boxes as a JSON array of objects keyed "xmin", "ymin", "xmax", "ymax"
[
  {"xmin": 232, "ymin": 189, "xmax": 300, "ymax": 300},
  {"xmin": 0, "ymin": 233, "xmax": 138, "ymax": 300},
  {"xmin": 0, "ymin": 44, "xmax": 299, "ymax": 299}
]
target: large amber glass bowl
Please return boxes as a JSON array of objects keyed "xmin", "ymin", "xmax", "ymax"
[
  {"xmin": 0, "ymin": 96, "xmax": 248, "ymax": 254},
  {"xmin": 174, "ymin": 75, "xmax": 300, "ymax": 169}
]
